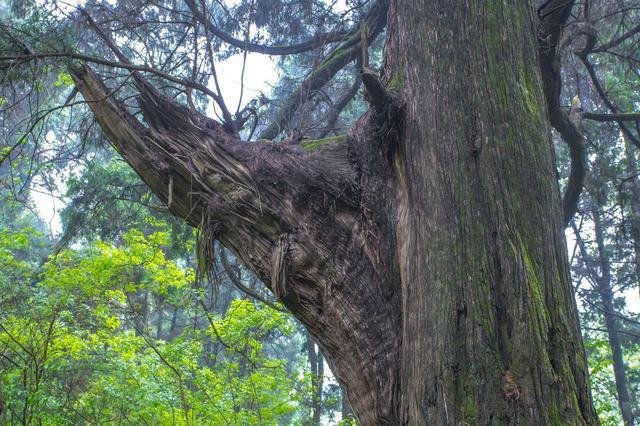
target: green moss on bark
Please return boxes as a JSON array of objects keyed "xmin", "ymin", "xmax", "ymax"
[
  {"xmin": 387, "ymin": 71, "xmax": 404, "ymax": 92},
  {"xmin": 301, "ymin": 134, "xmax": 347, "ymax": 151}
]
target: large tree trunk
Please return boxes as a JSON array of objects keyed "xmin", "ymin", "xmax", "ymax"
[
  {"xmin": 382, "ymin": 1, "xmax": 595, "ymax": 423},
  {"xmin": 305, "ymin": 331, "xmax": 324, "ymax": 425},
  {"xmin": 72, "ymin": 1, "xmax": 597, "ymax": 424}
]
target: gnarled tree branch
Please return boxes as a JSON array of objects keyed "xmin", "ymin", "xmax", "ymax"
[
  {"xmin": 185, "ymin": 0, "xmax": 352, "ymax": 56},
  {"xmin": 538, "ymin": 0, "xmax": 586, "ymax": 227},
  {"xmin": 258, "ymin": 0, "xmax": 389, "ymax": 140}
]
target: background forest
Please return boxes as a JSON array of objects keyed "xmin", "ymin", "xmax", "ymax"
[{"xmin": 0, "ymin": 0, "xmax": 639, "ymax": 424}]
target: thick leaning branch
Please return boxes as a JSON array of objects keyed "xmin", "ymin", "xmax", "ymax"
[
  {"xmin": 70, "ymin": 66, "xmax": 246, "ymax": 227},
  {"xmin": 69, "ymin": 63, "xmax": 365, "ymax": 312},
  {"xmin": 69, "ymin": 65, "xmax": 354, "ymax": 255},
  {"xmin": 71, "ymin": 63, "xmax": 403, "ymax": 423}
]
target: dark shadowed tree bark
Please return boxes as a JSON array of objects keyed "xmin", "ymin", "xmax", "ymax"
[{"xmin": 68, "ymin": 0, "xmax": 598, "ymax": 424}]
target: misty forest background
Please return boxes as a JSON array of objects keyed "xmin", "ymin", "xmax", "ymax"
[{"xmin": 1, "ymin": 0, "xmax": 640, "ymax": 424}]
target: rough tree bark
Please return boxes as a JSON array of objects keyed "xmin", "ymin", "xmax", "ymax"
[{"xmin": 71, "ymin": 0, "xmax": 598, "ymax": 424}]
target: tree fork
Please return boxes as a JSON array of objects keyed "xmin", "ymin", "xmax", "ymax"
[{"xmin": 70, "ymin": 0, "xmax": 599, "ymax": 424}]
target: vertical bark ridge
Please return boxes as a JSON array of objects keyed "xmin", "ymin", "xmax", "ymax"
[{"xmin": 385, "ymin": 1, "xmax": 596, "ymax": 424}]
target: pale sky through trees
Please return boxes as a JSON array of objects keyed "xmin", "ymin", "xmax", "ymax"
[
  {"xmin": 31, "ymin": 52, "xmax": 279, "ymax": 236},
  {"xmin": 29, "ymin": 0, "xmax": 281, "ymax": 234}
]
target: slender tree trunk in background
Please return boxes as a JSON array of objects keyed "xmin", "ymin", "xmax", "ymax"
[
  {"xmin": 314, "ymin": 348, "xmax": 323, "ymax": 425},
  {"xmin": 131, "ymin": 290, "xmax": 148, "ymax": 336},
  {"xmin": 168, "ymin": 305, "xmax": 180, "ymax": 339},
  {"xmin": 592, "ymin": 207, "xmax": 634, "ymax": 425},
  {"xmin": 155, "ymin": 294, "xmax": 165, "ymax": 339},
  {"xmin": 305, "ymin": 332, "xmax": 324, "ymax": 425},
  {"xmin": 73, "ymin": 1, "xmax": 598, "ymax": 423},
  {"xmin": 624, "ymin": 139, "xmax": 640, "ymax": 298},
  {"xmin": 0, "ymin": 384, "xmax": 6, "ymax": 426}
]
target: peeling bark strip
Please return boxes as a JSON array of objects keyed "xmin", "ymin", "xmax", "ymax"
[
  {"xmin": 270, "ymin": 234, "xmax": 289, "ymax": 300},
  {"xmin": 72, "ymin": 0, "xmax": 598, "ymax": 424}
]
